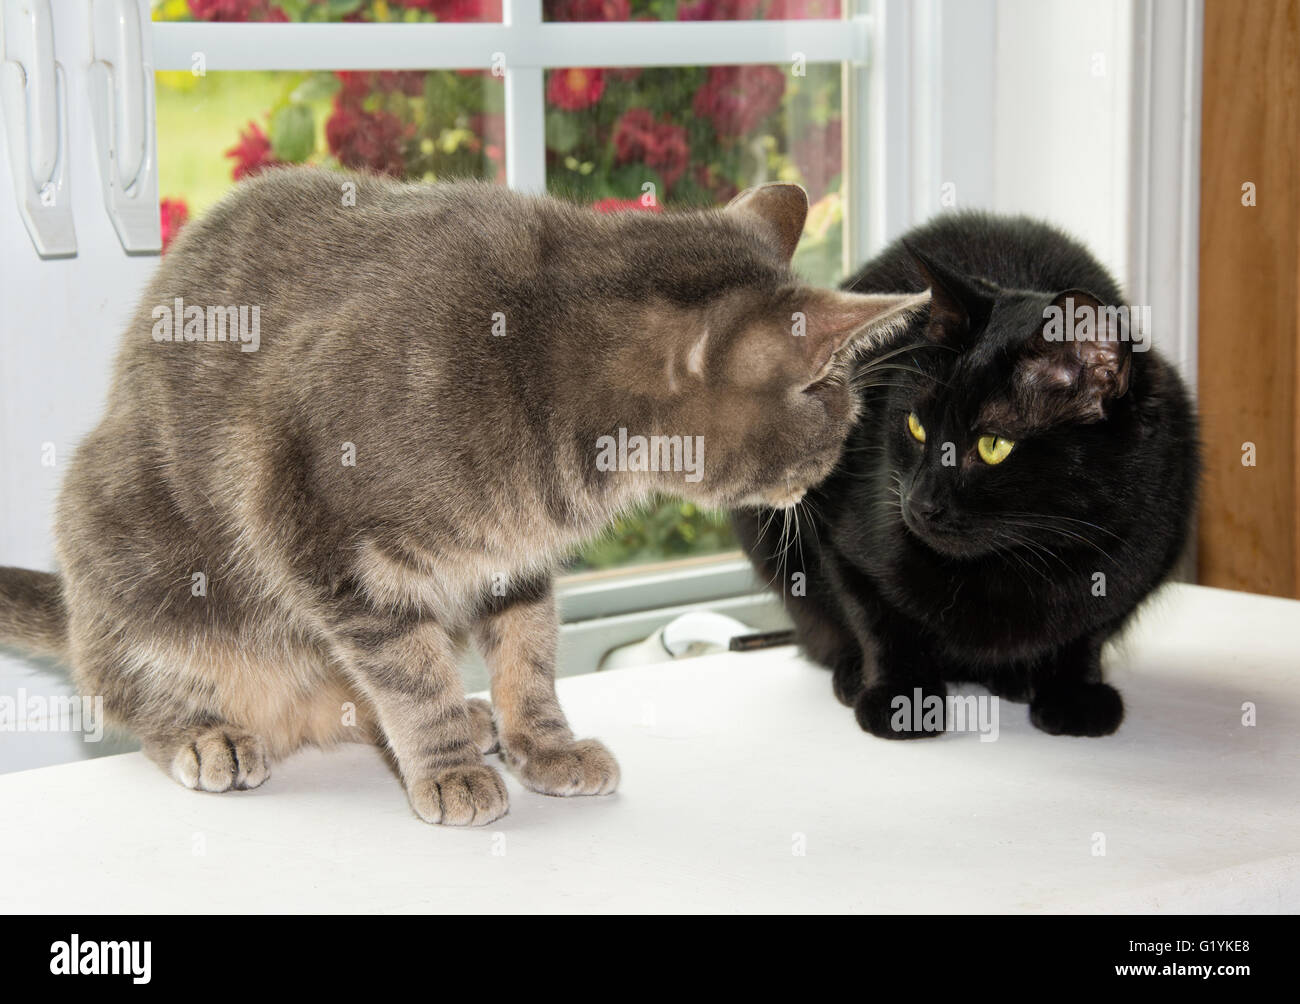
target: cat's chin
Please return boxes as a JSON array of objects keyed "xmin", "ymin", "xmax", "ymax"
[
  {"xmin": 733, "ymin": 486, "xmax": 808, "ymax": 510},
  {"xmin": 900, "ymin": 517, "xmax": 991, "ymax": 560}
]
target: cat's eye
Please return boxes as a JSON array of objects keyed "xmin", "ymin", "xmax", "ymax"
[
  {"xmin": 906, "ymin": 412, "xmax": 926, "ymax": 443},
  {"xmin": 977, "ymin": 434, "xmax": 1015, "ymax": 465}
]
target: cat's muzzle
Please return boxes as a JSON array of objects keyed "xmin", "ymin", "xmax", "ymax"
[{"xmin": 760, "ymin": 485, "xmax": 807, "ymax": 509}]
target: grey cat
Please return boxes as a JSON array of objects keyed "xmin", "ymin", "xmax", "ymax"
[{"xmin": 0, "ymin": 168, "xmax": 926, "ymax": 825}]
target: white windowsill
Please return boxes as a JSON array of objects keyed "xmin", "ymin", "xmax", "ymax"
[{"xmin": 2, "ymin": 582, "xmax": 1297, "ymax": 913}]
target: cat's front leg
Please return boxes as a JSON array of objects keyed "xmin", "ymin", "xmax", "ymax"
[
  {"xmin": 854, "ymin": 642, "xmax": 951, "ymax": 741},
  {"xmin": 1028, "ymin": 637, "xmax": 1124, "ymax": 737},
  {"xmin": 824, "ymin": 558, "xmax": 948, "ymax": 740},
  {"xmin": 327, "ymin": 603, "xmax": 508, "ymax": 826},
  {"xmin": 473, "ymin": 578, "xmax": 619, "ymax": 798}
]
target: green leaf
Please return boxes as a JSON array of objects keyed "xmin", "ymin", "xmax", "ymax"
[
  {"xmin": 269, "ymin": 103, "xmax": 315, "ymax": 163},
  {"xmin": 290, "ymin": 71, "xmax": 341, "ymax": 104},
  {"xmin": 546, "ymin": 112, "xmax": 582, "ymax": 155},
  {"xmin": 610, "ymin": 164, "xmax": 664, "ymax": 202},
  {"xmin": 275, "ymin": 0, "xmax": 309, "ymax": 20},
  {"xmin": 314, "ymin": 0, "xmax": 365, "ymax": 21}
]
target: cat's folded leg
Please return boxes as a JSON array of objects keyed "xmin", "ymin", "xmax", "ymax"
[
  {"xmin": 1028, "ymin": 637, "xmax": 1123, "ymax": 737},
  {"xmin": 327, "ymin": 608, "xmax": 508, "ymax": 826},
  {"xmin": 473, "ymin": 580, "xmax": 618, "ymax": 798},
  {"xmin": 466, "ymin": 697, "xmax": 499, "ymax": 754},
  {"xmin": 140, "ymin": 722, "xmax": 271, "ymax": 793}
]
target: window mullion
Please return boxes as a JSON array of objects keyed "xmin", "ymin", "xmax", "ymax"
[{"xmin": 504, "ymin": 0, "xmax": 547, "ymax": 192}]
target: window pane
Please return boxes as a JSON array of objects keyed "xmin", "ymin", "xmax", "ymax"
[
  {"xmin": 544, "ymin": 0, "xmax": 840, "ymax": 22},
  {"xmin": 154, "ymin": 69, "xmax": 505, "ymax": 246},
  {"xmin": 152, "ymin": 0, "xmax": 502, "ymax": 22},
  {"xmin": 547, "ymin": 60, "xmax": 846, "ymax": 571}
]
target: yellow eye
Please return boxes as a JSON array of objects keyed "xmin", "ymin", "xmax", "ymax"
[
  {"xmin": 977, "ymin": 434, "xmax": 1015, "ymax": 465},
  {"xmin": 906, "ymin": 412, "xmax": 926, "ymax": 443}
]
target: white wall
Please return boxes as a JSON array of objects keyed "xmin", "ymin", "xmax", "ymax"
[
  {"xmin": 992, "ymin": 0, "xmax": 1134, "ymax": 281},
  {"xmin": 892, "ymin": 0, "xmax": 1133, "ymax": 281}
]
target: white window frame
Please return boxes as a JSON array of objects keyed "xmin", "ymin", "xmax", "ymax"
[{"xmin": 152, "ymin": 3, "xmax": 873, "ymax": 197}]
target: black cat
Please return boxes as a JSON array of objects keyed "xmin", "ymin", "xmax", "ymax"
[{"xmin": 735, "ymin": 212, "xmax": 1199, "ymax": 738}]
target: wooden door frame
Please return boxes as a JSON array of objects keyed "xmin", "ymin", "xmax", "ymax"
[{"xmin": 1197, "ymin": 0, "xmax": 1300, "ymax": 598}]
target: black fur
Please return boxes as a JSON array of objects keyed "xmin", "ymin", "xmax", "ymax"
[{"xmin": 735, "ymin": 212, "xmax": 1200, "ymax": 738}]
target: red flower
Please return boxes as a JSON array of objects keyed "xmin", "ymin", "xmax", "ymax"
[
  {"xmin": 336, "ymin": 71, "xmax": 373, "ymax": 106},
  {"xmin": 398, "ymin": 0, "xmax": 501, "ymax": 19},
  {"xmin": 377, "ymin": 71, "xmax": 428, "ymax": 97},
  {"xmin": 546, "ymin": 67, "xmax": 606, "ymax": 111},
  {"xmin": 545, "ymin": 0, "xmax": 629, "ymax": 20},
  {"xmin": 792, "ymin": 117, "xmax": 842, "ymax": 200},
  {"xmin": 432, "ymin": 0, "xmax": 502, "ymax": 21},
  {"xmin": 224, "ymin": 121, "xmax": 282, "ymax": 180},
  {"xmin": 612, "ymin": 108, "xmax": 689, "ymax": 189},
  {"xmin": 159, "ymin": 197, "xmax": 189, "ymax": 253},
  {"xmin": 693, "ymin": 65, "xmax": 785, "ymax": 138},
  {"xmin": 335, "ymin": 70, "xmax": 425, "ymax": 105},
  {"xmin": 678, "ymin": 0, "xmax": 763, "ymax": 20},
  {"xmin": 326, "ymin": 104, "xmax": 411, "ymax": 176},
  {"xmin": 592, "ymin": 198, "xmax": 663, "ymax": 213},
  {"xmin": 765, "ymin": 0, "xmax": 841, "ymax": 16},
  {"xmin": 188, "ymin": 0, "xmax": 285, "ymax": 21}
]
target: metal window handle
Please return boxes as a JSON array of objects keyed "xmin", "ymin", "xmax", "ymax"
[
  {"xmin": 1, "ymin": 0, "xmax": 76, "ymax": 257},
  {"xmin": 88, "ymin": 0, "xmax": 159, "ymax": 252}
]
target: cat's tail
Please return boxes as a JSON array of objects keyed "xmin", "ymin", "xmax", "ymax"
[{"xmin": 0, "ymin": 567, "xmax": 69, "ymax": 661}]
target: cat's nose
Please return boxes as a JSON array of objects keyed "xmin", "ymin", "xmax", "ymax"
[{"xmin": 907, "ymin": 495, "xmax": 945, "ymax": 524}]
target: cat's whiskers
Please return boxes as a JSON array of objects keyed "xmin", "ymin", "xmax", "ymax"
[
  {"xmin": 999, "ymin": 516, "xmax": 1117, "ymax": 564},
  {"xmin": 795, "ymin": 495, "xmax": 823, "ymax": 554},
  {"xmin": 990, "ymin": 527, "xmax": 1061, "ymax": 577},
  {"xmin": 753, "ymin": 504, "xmax": 782, "ymax": 552},
  {"xmin": 851, "ymin": 369, "xmax": 949, "ymax": 396},
  {"xmin": 1003, "ymin": 511, "xmax": 1125, "ymax": 543}
]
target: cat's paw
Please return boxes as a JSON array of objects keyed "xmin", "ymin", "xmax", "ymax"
[
  {"xmin": 169, "ymin": 727, "xmax": 270, "ymax": 792},
  {"xmin": 854, "ymin": 683, "xmax": 948, "ymax": 739},
  {"xmin": 467, "ymin": 697, "xmax": 499, "ymax": 755},
  {"xmin": 506, "ymin": 738, "xmax": 619, "ymax": 797},
  {"xmin": 1030, "ymin": 682, "xmax": 1123, "ymax": 736},
  {"xmin": 408, "ymin": 764, "xmax": 509, "ymax": 826},
  {"xmin": 831, "ymin": 656, "xmax": 865, "ymax": 707}
]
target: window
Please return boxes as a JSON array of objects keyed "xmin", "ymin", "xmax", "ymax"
[{"xmin": 151, "ymin": 0, "xmax": 869, "ymax": 583}]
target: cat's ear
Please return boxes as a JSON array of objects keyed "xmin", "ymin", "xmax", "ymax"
[
  {"xmin": 1016, "ymin": 289, "xmax": 1132, "ymax": 423},
  {"xmin": 726, "ymin": 183, "xmax": 809, "ymax": 262},
  {"xmin": 904, "ymin": 242, "xmax": 994, "ymax": 349},
  {"xmin": 797, "ymin": 288, "xmax": 932, "ymax": 378}
]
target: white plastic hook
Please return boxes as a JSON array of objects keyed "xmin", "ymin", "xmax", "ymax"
[
  {"xmin": 88, "ymin": 0, "xmax": 158, "ymax": 253},
  {"xmin": 0, "ymin": 0, "xmax": 76, "ymax": 257}
]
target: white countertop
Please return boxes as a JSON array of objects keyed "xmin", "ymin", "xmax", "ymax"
[{"xmin": 1, "ymin": 582, "xmax": 1297, "ymax": 914}]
